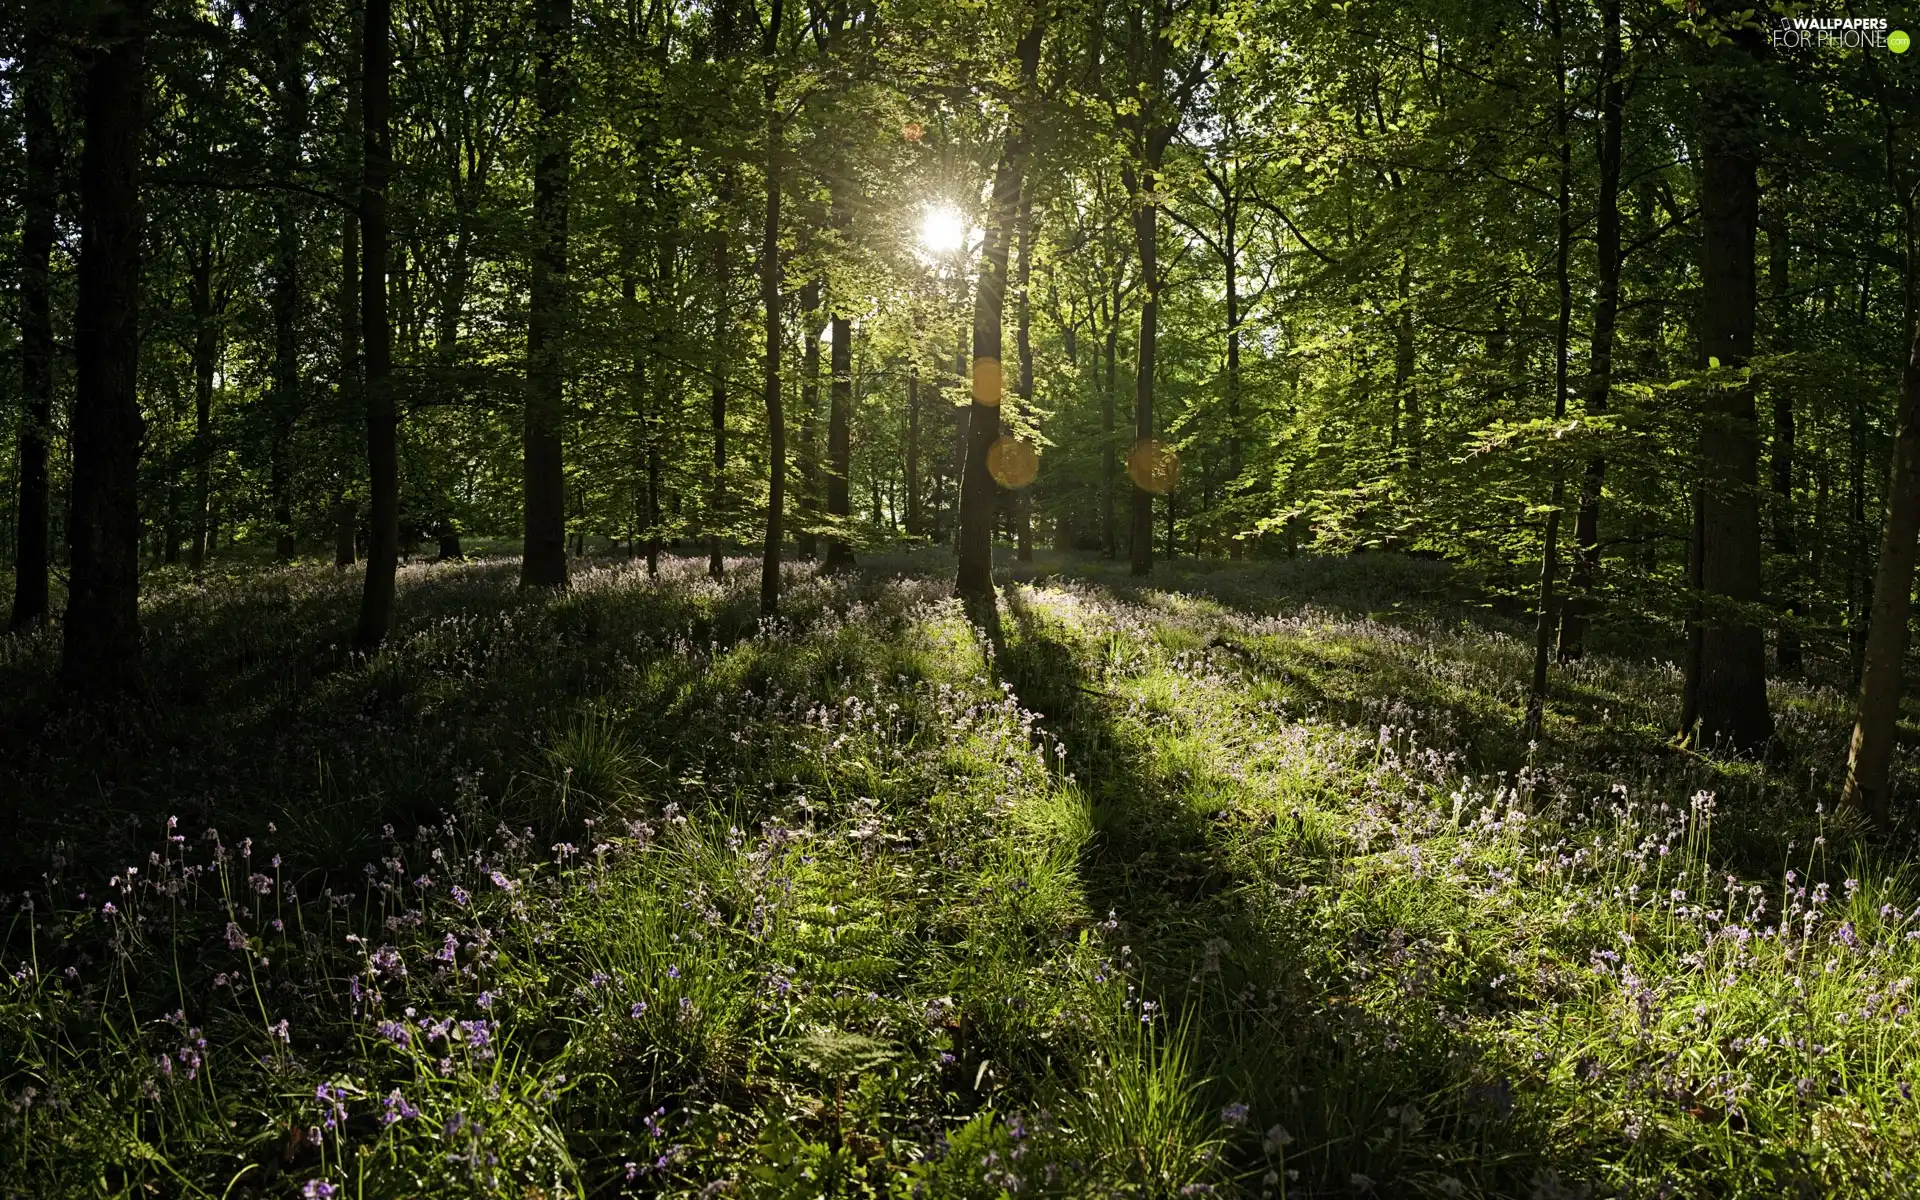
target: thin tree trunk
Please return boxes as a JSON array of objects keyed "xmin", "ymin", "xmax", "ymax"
[
  {"xmin": 63, "ymin": 0, "xmax": 150, "ymax": 695},
  {"xmin": 1524, "ymin": 7, "xmax": 1572, "ymax": 744},
  {"xmin": 1102, "ymin": 309, "xmax": 1117, "ymax": 558},
  {"xmin": 823, "ymin": 313, "xmax": 855, "ymax": 572},
  {"xmin": 521, "ymin": 0, "xmax": 571, "ymax": 588},
  {"xmin": 190, "ymin": 234, "xmax": 216, "ymax": 572},
  {"xmin": 336, "ymin": 163, "xmax": 360, "ymax": 569},
  {"xmin": 758, "ymin": 27, "xmax": 785, "ymax": 617},
  {"xmin": 1124, "ymin": 159, "xmax": 1159, "ymax": 578},
  {"xmin": 1839, "ymin": 321, "xmax": 1920, "ymax": 827},
  {"xmin": 709, "ymin": 181, "xmax": 732, "ymax": 579},
  {"xmin": 355, "ymin": 0, "xmax": 400, "ymax": 652},
  {"xmin": 1224, "ymin": 188, "xmax": 1243, "ymax": 558},
  {"xmin": 270, "ymin": 0, "xmax": 309, "ymax": 562},
  {"xmin": 957, "ymin": 20, "xmax": 1041, "ymax": 598},
  {"xmin": 1768, "ymin": 203, "xmax": 1802, "ymax": 674},
  {"xmin": 798, "ymin": 279, "xmax": 822, "ymax": 556},
  {"xmin": 648, "ymin": 222, "xmax": 674, "ymax": 577},
  {"xmin": 1014, "ymin": 181, "xmax": 1035, "ymax": 563},
  {"xmin": 905, "ymin": 362, "xmax": 920, "ymax": 537},
  {"xmin": 10, "ymin": 2, "xmax": 58, "ymax": 631},
  {"xmin": 1559, "ymin": 0, "xmax": 1621, "ymax": 662}
]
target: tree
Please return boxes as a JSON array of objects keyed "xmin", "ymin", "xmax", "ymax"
[
  {"xmin": 1680, "ymin": 2, "xmax": 1771, "ymax": 750},
  {"xmin": 1558, "ymin": 0, "xmax": 1624, "ymax": 662},
  {"xmin": 62, "ymin": 0, "xmax": 152, "ymax": 696},
  {"xmin": 9, "ymin": 0, "xmax": 61, "ymax": 632},
  {"xmin": 355, "ymin": 0, "xmax": 400, "ymax": 652},
  {"xmin": 522, "ymin": 0, "xmax": 571, "ymax": 589},
  {"xmin": 957, "ymin": 16, "xmax": 1043, "ymax": 599},
  {"xmin": 758, "ymin": 0, "xmax": 787, "ymax": 616},
  {"xmin": 1839, "ymin": 320, "xmax": 1920, "ymax": 827}
]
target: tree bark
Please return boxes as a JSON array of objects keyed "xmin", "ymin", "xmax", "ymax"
[
  {"xmin": 189, "ymin": 232, "xmax": 218, "ymax": 572},
  {"xmin": 1839, "ymin": 321, "xmax": 1920, "ymax": 827},
  {"xmin": 957, "ymin": 20, "xmax": 1042, "ymax": 598},
  {"xmin": 798, "ymin": 279, "xmax": 822, "ymax": 556},
  {"xmin": 1124, "ymin": 157, "xmax": 1159, "ymax": 578},
  {"xmin": 63, "ymin": 0, "xmax": 150, "ymax": 695},
  {"xmin": 648, "ymin": 222, "xmax": 675, "ymax": 577},
  {"xmin": 1525, "ymin": 7, "xmax": 1573, "ymax": 743},
  {"xmin": 904, "ymin": 362, "xmax": 920, "ymax": 538},
  {"xmin": 1558, "ymin": 0, "xmax": 1621, "ymax": 662},
  {"xmin": 1685, "ymin": 9, "xmax": 1772, "ymax": 750},
  {"xmin": 1102, "ymin": 305, "xmax": 1117, "ymax": 557},
  {"xmin": 758, "ymin": 31, "xmax": 785, "ymax": 617},
  {"xmin": 270, "ymin": 0, "xmax": 310, "ymax": 562},
  {"xmin": 10, "ymin": 2, "xmax": 59, "ymax": 632},
  {"xmin": 336, "ymin": 157, "xmax": 360, "ymax": 569},
  {"xmin": 709, "ymin": 180, "xmax": 732, "ymax": 579},
  {"xmin": 1014, "ymin": 181, "xmax": 1035, "ymax": 563},
  {"xmin": 521, "ymin": 0, "xmax": 571, "ymax": 588},
  {"xmin": 1767, "ymin": 203, "xmax": 1802, "ymax": 674},
  {"xmin": 354, "ymin": 0, "xmax": 400, "ymax": 652},
  {"xmin": 823, "ymin": 314, "xmax": 855, "ymax": 572}
]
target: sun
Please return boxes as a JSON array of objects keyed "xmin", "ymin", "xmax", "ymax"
[{"xmin": 919, "ymin": 205, "xmax": 967, "ymax": 257}]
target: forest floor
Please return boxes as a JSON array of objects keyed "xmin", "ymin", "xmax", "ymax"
[{"xmin": 3, "ymin": 549, "xmax": 1919, "ymax": 1199}]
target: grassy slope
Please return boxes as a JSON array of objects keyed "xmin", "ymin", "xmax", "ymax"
[{"xmin": 2, "ymin": 550, "xmax": 1917, "ymax": 1199}]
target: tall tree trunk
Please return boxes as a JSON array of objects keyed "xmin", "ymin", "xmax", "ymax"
[
  {"xmin": 270, "ymin": 0, "xmax": 309, "ymax": 562},
  {"xmin": 1014, "ymin": 181, "xmax": 1035, "ymax": 563},
  {"xmin": 823, "ymin": 313, "xmax": 855, "ymax": 572},
  {"xmin": 1224, "ymin": 190, "xmax": 1243, "ymax": 558},
  {"xmin": 758, "ymin": 37, "xmax": 785, "ymax": 617},
  {"xmin": 1525, "ymin": 7, "xmax": 1573, "ymax": 743},
  {"xmin": 1559, "ymin": 0, "xmax": 1622, "ymax": 661},
  {"xmin": 1124, "ymin": 158, "xmax": 1159, "ymax": 577},
  {"xmin": 951, "ymin": 329, "xmax": 966, "ymax": 554},
  {"xmin": 709, "ymin": 181, "xmax": 732, "ymax": 579},
  {"xmin": 1839, "ymin": 321, "xmax": 1920, "ymax": 827},
  {"xmin": 190, "ymin": 233, "xmax": 216, "ymax": 572},
  {"xmin": 1685, "ymin": 9, "xmax": 1772, "ymax": 750},
  {"xmin": 336, "ymin": 161, "xmax": 361, "ymax": 569},
  {"xmin": 355, "ymin": 0, "xmax": 400, "ymax": 651},
  {"xmin": 798, "ymin": 279, "xmax": 822, "ymax": 556},
  {"xmin": 1768, "ymin": 203, "xmax": 1802, "ymax": 674},
  {"xmin": 10, "ymin": 2, "xmax": 58, "ymax": 632},
  {"xmin": 333, "ymin": 52, "xmax": 362, "ymax": 570},
  {"xmin": 647, "ymin": 222, "xmax": 674, "ymax": 577},
  {"xmin": 522, "ymin": 0, "xmax": 571, "ymax": 588},
  {"xmin": 957, "ymin": 21, "xmax": 1041, "ymax": 598},
  {"xmin": 904, "ymin": 361, "xmax": 920, "ymax": 538},
  {"xmin": 1393, "ymin": 253, "xmax": 1418, "ymax": 473},
  {"xmin": 63, "ymin": 0, "xmax": 150, "ymax": 695},
  {"xmin": 1102, "ymin": 309, "xmax": 1117, "ymax": 557}
]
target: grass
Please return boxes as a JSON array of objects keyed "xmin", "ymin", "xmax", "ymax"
[{"xmin": 2, "ymin": 548, "xmax": 1918, "ymax": 1198}]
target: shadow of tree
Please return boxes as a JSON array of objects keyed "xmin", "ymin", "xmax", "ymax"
[{"xmin": 998, "ymin": 579, "xmax": 1597, "ymax": 1196}]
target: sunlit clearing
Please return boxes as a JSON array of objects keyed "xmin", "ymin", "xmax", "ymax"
[{"xmin": 920, "ymin": 205, "xmax": 967, "ymax": 256}]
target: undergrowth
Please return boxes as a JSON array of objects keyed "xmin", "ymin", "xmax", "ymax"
[{"xmin": 2, "ymin": 550, "xmax": 1917, "ymax": 1198}]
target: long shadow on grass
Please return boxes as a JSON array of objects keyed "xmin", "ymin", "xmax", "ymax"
[{"xmin": 998, "ymin": 580, "xmax": 1592, "ymax": 1197}]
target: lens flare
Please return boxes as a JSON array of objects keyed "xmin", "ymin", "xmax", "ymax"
[
  {"xmin": 1126, "ymin": 439, "xmax": 1180, "ymax": 495},
  {"xmin": 971, "ymin": 356, "xmax": 1003, "ymax": 407},
  {"xmin": 987, "ymin": 436, "xmax": 1040, "ymax": 489}
]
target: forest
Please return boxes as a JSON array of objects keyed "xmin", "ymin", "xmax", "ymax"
[{"xmin": 5, "ymin": 0, "xmax": 1920, "ymax": 1194}]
